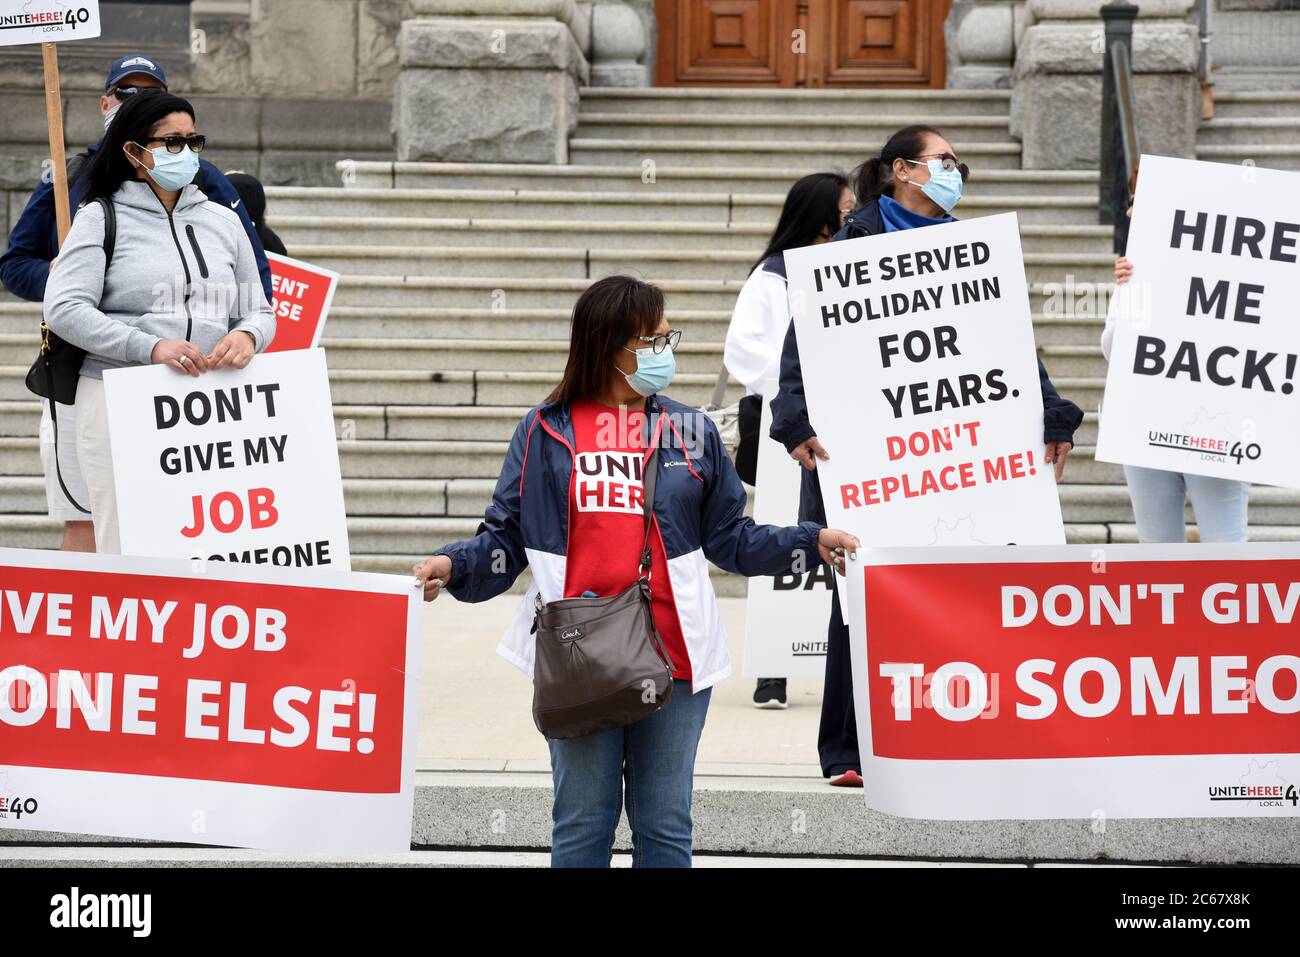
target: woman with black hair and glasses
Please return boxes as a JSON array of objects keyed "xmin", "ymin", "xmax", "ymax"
[
  {"xmin": 769, "ymin": 124, "xmax": 1085, "ymax": 787},
  {"xmin": 44, "ymin": 91, "xmax": 276, "ymax": 554},
  {"xmin": 723, "ymin": 170, "xmax": 853, "ymax": 709},
  {"xmin": 412, "ymin": 274, "xmax": 860, "ymax": 867}
]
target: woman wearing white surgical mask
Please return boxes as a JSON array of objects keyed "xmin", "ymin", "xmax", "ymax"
[
  {"xmin": 412, "ymin": 275, "xmax": 860, "ymax": 867},
  {"xmin": 769, "ymin": 124, "xmax": 1085, "ymax": 788},
  {"xmin": 43, "ymin": 92, "xmax": 276, "ymax": 554}
]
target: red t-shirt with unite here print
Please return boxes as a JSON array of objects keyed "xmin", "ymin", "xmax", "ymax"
[{"xmin": 564, "ymin": 400, "xmax": 691, "ymax": 681}]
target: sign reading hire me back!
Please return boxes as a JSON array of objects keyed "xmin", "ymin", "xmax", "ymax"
[
  {"xmin": 0, "ymin": 1, "xmax": 100, "ymax": 46},
  {"xmin": 1096, "ymin": 155, "xmax": 1300, "ymax": 487}
]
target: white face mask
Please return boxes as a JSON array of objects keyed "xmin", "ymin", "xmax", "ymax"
[{"xmin": 103, "ymin": 102, "xmax": 121, "ymax": 132}]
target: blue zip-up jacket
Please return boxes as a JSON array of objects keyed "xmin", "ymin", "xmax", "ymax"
[
  {"xmin": 0, "ymin": 144, "xmax": 273, "ymax": 303},
  {"xmin": 770, "ymin": 196, "xmax": 1085, "ymax": 524},
  {"xmin": 436, "ymin": 394, "xmax": 823, "ymax": 693}
]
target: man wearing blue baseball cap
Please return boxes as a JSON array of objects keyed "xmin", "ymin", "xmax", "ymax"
[{"xmin": 0, "ymin": 53, "xmax": 274, "ymax": 553}]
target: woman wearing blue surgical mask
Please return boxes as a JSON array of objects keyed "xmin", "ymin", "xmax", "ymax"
[
  {"xmin": 412, "ymin": 275, "xmax": 859, "ymax": 867},
  {"xmin": 43, "ymin": 92, "xmax": 276, "ymax": 554},
  {"xmin": 769, "ymin": 124, "xmax": 1085, "ymax": 788}
]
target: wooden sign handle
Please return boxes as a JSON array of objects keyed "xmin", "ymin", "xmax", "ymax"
[{"xmin": 42, "ymin": 42, "xmax": 72, "ymax": 248}]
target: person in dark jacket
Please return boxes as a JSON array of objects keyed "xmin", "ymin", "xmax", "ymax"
[
  {"xmin": 769, "ymin": 125, "xmax": 1085, "ymax": 787},
  {"xmin": 225, "ymin": 171, "xmax": 288, "ymax": 256},
  {"xmin": 412, "ymin": 275, "xmax": 860, "ymax": 868},
  {"xmin": 0, "ymin": 54, "xmax": 273, "ymax": 554}
]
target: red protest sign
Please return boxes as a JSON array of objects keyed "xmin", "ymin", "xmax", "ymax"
[
  {"xmin": 264, "ymin": 252, "xmax": 338, "ymax": 352},
  {"xmin": 846, "ymin": 543, "xmax": 1300, "ymax": 819},
  {"xmin": 0, "ymin": 547, "xmax": 420, "ymax": 852}
]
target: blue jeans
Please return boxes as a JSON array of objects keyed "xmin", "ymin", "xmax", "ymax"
[
  {"xmin": 546, "ymin": 679, "xmax": 711, "ymax": 868},
  {"xmin": 1123, "ymin": 465, "xmax": 1249, "ymax": 543}
]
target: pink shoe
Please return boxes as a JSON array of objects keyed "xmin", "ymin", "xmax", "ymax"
[{"xmin": 829, "ymin": 769, "xmax": 863, "ymax": 787}]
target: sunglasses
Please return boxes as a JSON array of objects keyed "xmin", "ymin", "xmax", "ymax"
[
  {"xmin": 143, "ymin": 134, "xmax": 207, "ymax": 154},
  {"xmin": 109, "ymin": 85, "xmax": 162, "ymax": 99}
]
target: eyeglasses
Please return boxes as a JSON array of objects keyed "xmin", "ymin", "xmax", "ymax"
[
  {"xmin": 144, "ymin": 134, "xmax": 207, "ymax": 154},
  {"xmin": 109, "ymin": 86, "xmax": 161, "ymax": 100},
  {"xmin": 629, "ymin": 330, "xmax": 682, "ymax": 355},
  {"xmin": 913, "ymin": 153, "xmax": 971, "ymax": 181}
]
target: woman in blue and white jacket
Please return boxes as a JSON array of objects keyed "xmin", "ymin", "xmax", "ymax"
[{"xmin": 413, "ymin": 274, "xmax": 859, "ymax": 868}]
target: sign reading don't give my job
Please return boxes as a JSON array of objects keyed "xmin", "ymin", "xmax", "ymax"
[{"xmin": 104, "ymin": 349, "xmax": 350, "ymax": 570}]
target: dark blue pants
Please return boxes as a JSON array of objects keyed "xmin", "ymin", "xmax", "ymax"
[{"xmin": 818, "ymin": 586, "xmax": 860, "ymax": 777}]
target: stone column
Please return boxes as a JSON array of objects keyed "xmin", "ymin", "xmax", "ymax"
[
  {"xmin": 1010, "ymin": 0, "xmax": 1200, "ymax": 169},
  {"xmin": 394, "ymin": 0, "xmax": 589, "ymax": 163},
  {"xmin": 946, "ymin": 0, "xmax": 1023, "ymax": 89}
]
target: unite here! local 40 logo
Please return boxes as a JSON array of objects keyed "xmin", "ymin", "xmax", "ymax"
[
  {"xmin": 0, "ymin": 3, "xmax": 101, "ymax": 47},
  {"xmin": 0, "ymin": 769, "xmax": 39, "ymax": 821}
]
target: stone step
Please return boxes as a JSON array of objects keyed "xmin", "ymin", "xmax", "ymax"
[
  {"xmin": 0, "ymin": 433, "xmax": 1125, "ymax": 486},
  {"xmin": 20, "ymin": 472, "xmax": 1296, "ymax": 526},
  {"xmin": 573, "ymin": 112, "xmax": 1011, "ymax": 146},
  {"xmin": 5, "ymin": 765, "xmax": 1291, "ymax": 864},
  {"xmin": 576, "ymin": 86, "xmax": 1013, "ymax": 117},
  {"xmin": 263, "ymin": 185, "xmax": 1097, "ymax": 227},
  {"xmin": 568, "ymin": 138, "xmax": 1024, "ymax": 170},
  {"xmin": 11, "ymin": 513, "xmax": 1300, "ymax": 556},
  {"xmin": 338, "ymin": 161, "xmax": 1098, "ymax": 197},
  {"xmin": 1208, "ymin": 91, "xmax": 1300, "ymax": 119},
  {"xmin": 281, "ymin": 246, "xmax": 1117, "ymax": 285},
  {"xmin": 331, "ymin": 276, "xmax": 1113, "ymax": 314},
  {"xmin": 0, "ymin": 366, "xmax": 746, "ymax": 410},
  {"xmin": 1194, "ymin": 143, "xmax": 1300, "ymax": 171},
  {"xmin": 0, "ymin": 301, "xmax": 1109, "ymax": 346},
  {"xmin": 1197, "ymin": 117, "xmax": 1300, "ymax": 145},
  {"xmin": 272, "ymin": 216, "xmax": 1107, "ymax": 257}
]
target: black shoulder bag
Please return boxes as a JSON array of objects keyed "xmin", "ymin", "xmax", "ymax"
[
  {"xmin": 24, "ymin": 196, "xmax": 116, "ymax": 514},
  {"xmin": 529, "ymin": 444, "xmax": 678, "ymax": 739}
]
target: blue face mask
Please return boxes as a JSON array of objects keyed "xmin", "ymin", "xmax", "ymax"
[
  {"xmin": 131, "ymin": 143, "xmax": 199, "ymax": 192},
  {"xmin": 618, "ymin": 346, "xmax": 676, "ymax": 397},
  {"xmin": 906, "ymin": 158, "xmax": 963, "ymax": 213}
]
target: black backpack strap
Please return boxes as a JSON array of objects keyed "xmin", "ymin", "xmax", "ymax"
[
  {"xmin": 45, "ymin": 389, "xmax": 91, "ymax": 515},
  {"xmin": 97, "ymin": 196, "xmax": 115, "ymax": 270}
]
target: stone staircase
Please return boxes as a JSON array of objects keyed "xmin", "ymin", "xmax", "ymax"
[
  {"xmin": 3, "ymin": 87, "xmax": 1300, "ymax": 572},
  {"xmin": 1198, "ymin": 91, "xmax": 1300, "ymax": 170}
]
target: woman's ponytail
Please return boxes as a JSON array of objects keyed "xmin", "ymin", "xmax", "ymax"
[{"xmin": 852, "ymin": 156, "xmax": 888, "ymax": 204}]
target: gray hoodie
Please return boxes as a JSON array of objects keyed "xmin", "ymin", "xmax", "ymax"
[{"xmin": 44, "ymin": 179, "xmax": 276, "ymax": 378}]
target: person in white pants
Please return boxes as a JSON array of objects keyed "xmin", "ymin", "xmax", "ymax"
[{"xmin": 1104, "ymin": 253, "xmax": 1250, "ymax": 542}]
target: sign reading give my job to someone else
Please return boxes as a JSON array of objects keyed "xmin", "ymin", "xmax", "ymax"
[
  {"xmin": 1096, "ymin": 155, "xmax": 1300, "ymax": 487},
  {"xmin": 844, "ymin": 543, "xmax": 1300, "ymax": 820},
  {"xmin": 103, "ymin": 349, "xmax": 350, "ymax": 570},
  {"xmin": 784, "ymin": 212, "xmax": 1065, "ymax": 553},
  {"xmin": 0, "ymin": 547, "xmax": 420, "ymax": 853}
]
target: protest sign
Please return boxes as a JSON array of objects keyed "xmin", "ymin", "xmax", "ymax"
[
  {"xmin": 104, "ymin": 349, "xmax": 351, "ymax": 570},
  {"xmin": 0, "ymin": 547, "xmax": 421, "ymax": 852},
  {"xmin": 0, "ymin": 0, "xmax": 100, "ymax": 46},
  {"xmin": 264, "ymin": 252, "xmax": 339, "ymax": 353},
  {"xmin": 743, "ymin": 376, "xmax": 833, "ymax": 677},
  {"xmin": 784, "ymin": 213, "xmax": 1065, "ymax": 572},
  {"xmin": 1095, "ymin": 155, "xmax": 1300, "ymax": 487},
  {"xmin": 844, "ymin": 542, "xmax": 1300, "ymax": 819}
]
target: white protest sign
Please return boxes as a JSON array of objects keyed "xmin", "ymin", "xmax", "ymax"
[
  {"xmin": 0, "ymin": 0, "xmax": 100, "ymax": 45},
  {"xmin": 104, "ymin": 348, "xmax": 351, "ymax": 570},
  {"xmin": 784, "ymin": 212, "xmax": 1066, "ymax": 578},
  {"xmin": 743, "ymin": 376, "xmax": 834, "ymax": 677},
  {"xmin": 1095, "ymin": 155, "xmax": 1300, "ymax": 487}
]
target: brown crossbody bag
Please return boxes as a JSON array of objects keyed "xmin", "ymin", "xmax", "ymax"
[{"xmin": 530, "ymin": 444, "xmax": 677, "ymax": 739}]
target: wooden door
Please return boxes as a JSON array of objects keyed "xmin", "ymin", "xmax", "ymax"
[{"xmin": 654, "ymin": 0, "xmax": 949, "ymax": 88}]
